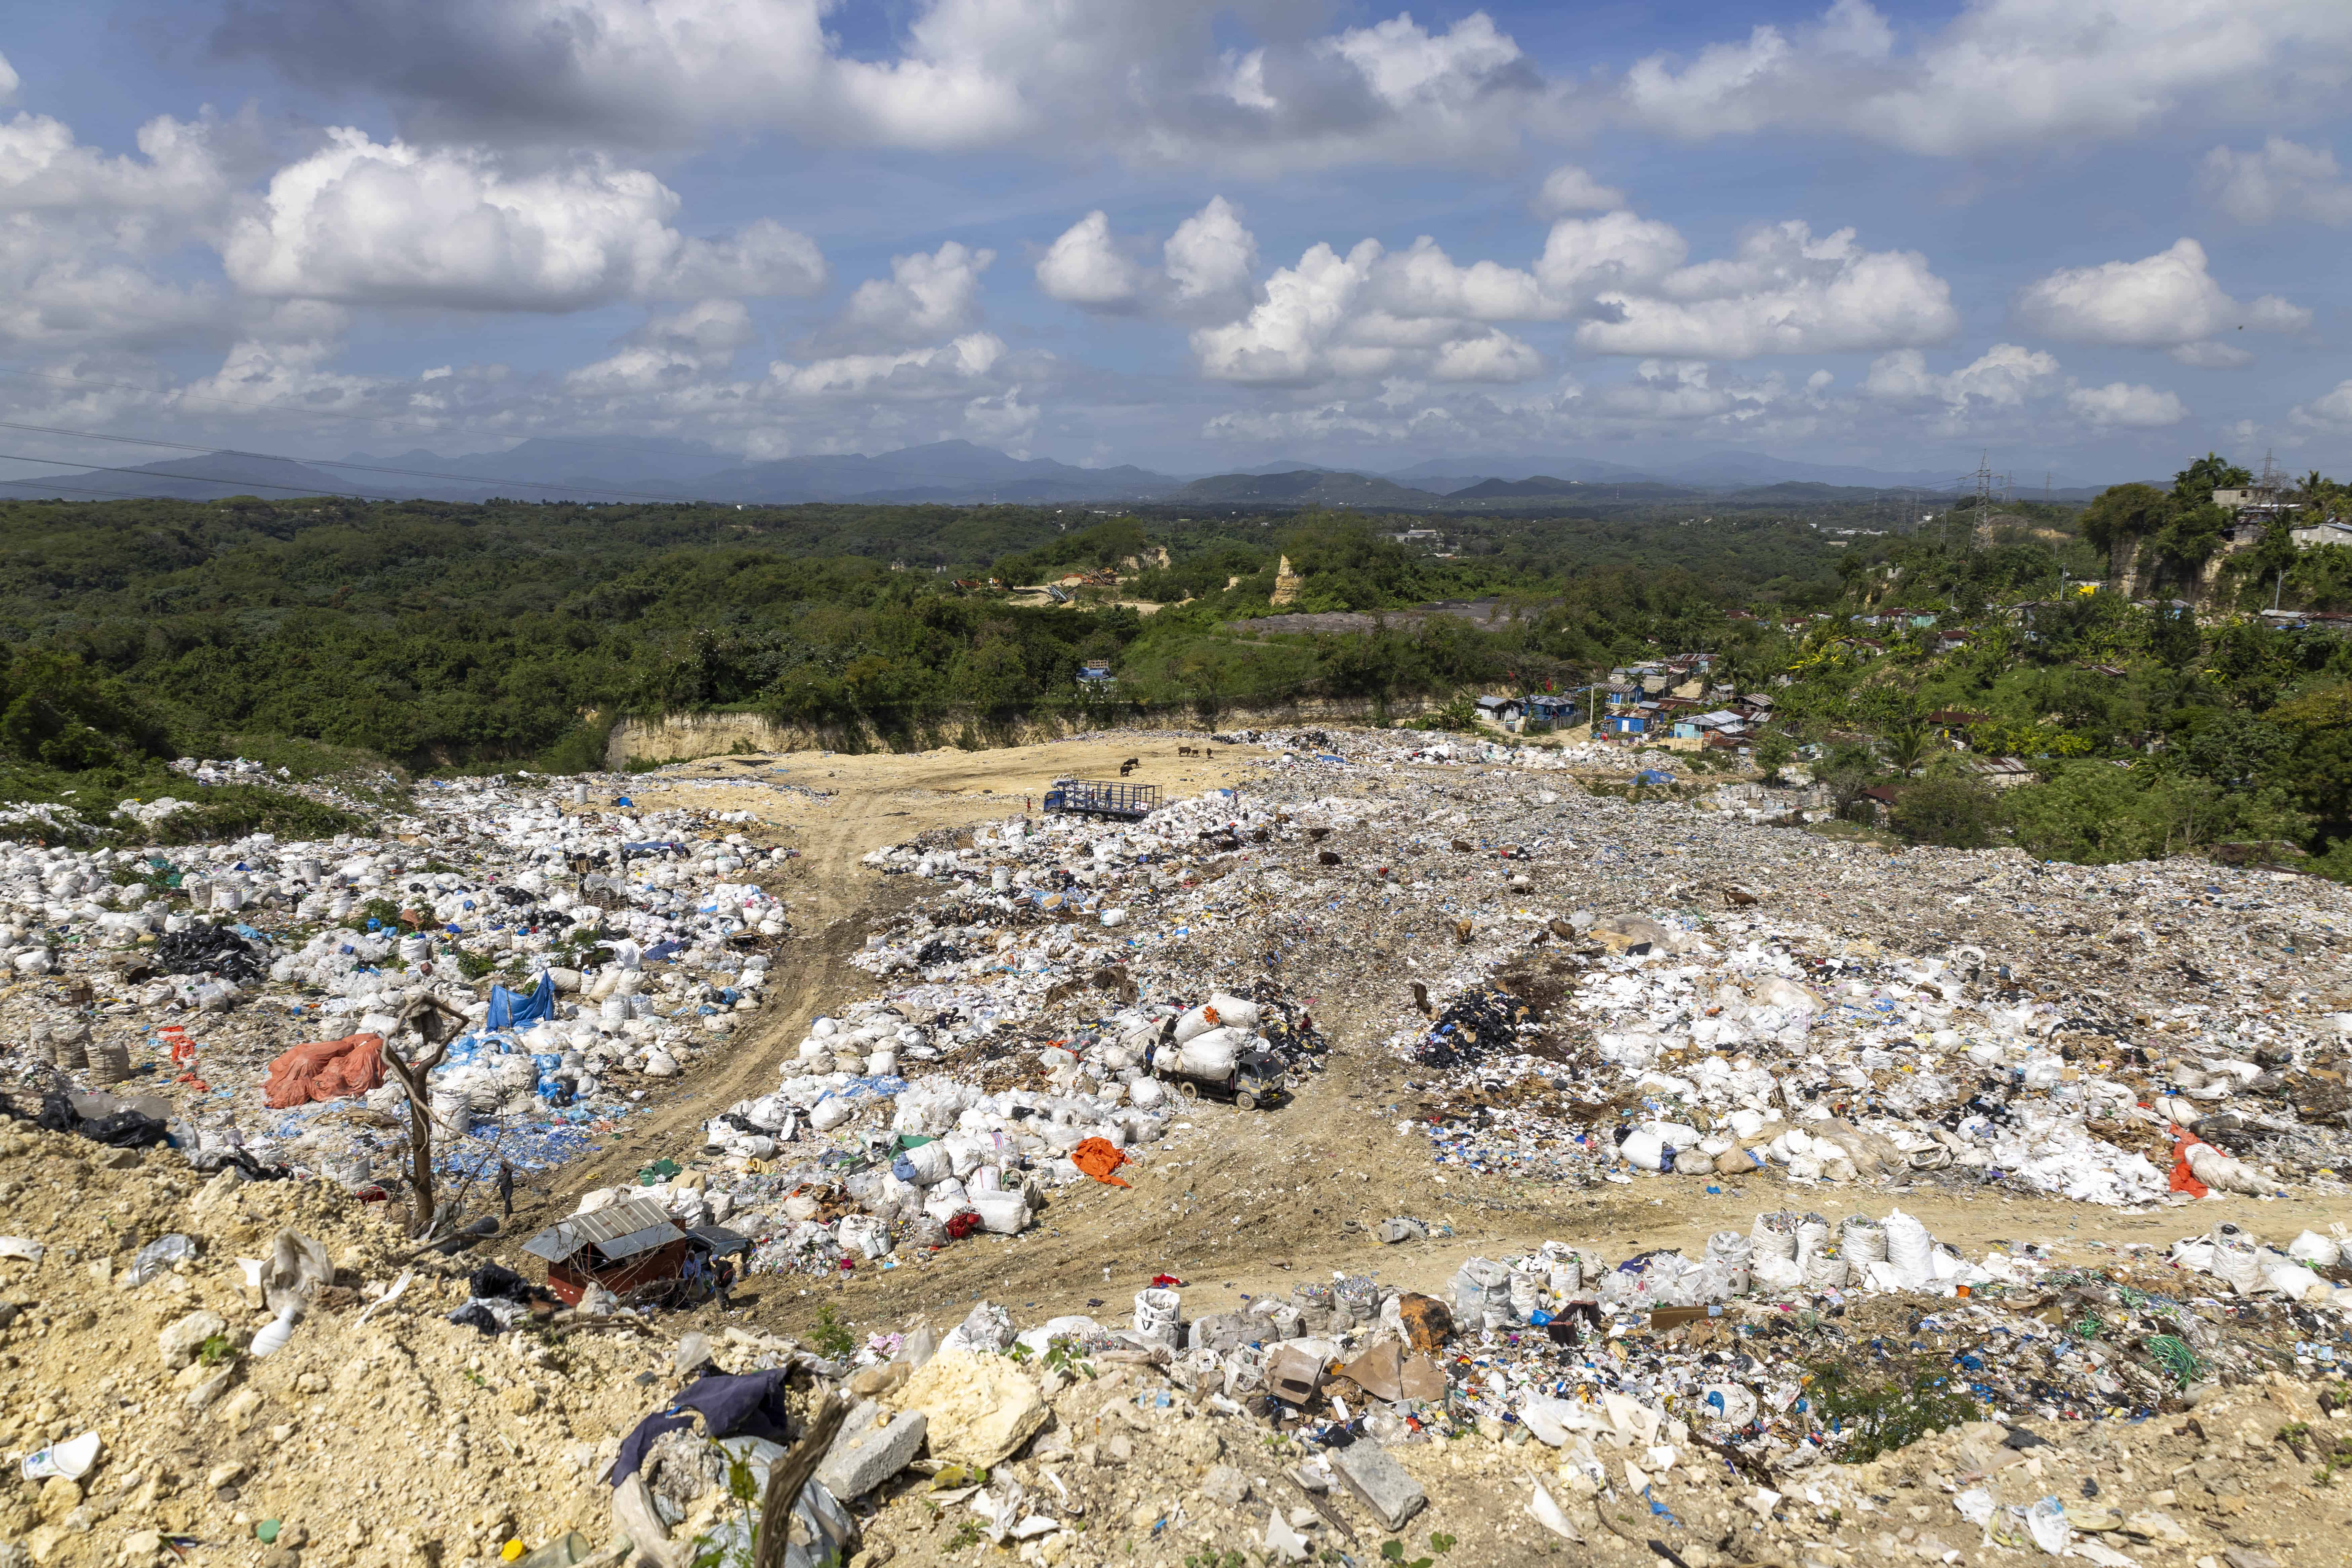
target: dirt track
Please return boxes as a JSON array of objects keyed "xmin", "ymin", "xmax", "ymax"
[{"xmin": 504, "ymin": 738, "xmax": 2347, "ymax": 1357}]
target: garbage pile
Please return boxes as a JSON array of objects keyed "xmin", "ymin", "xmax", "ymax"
[
  {"xmin": 0, "ymin": 766, "xmax": 803, "ymax": 1203},
  {"xmin": 8, "ymin": 1100, "xmax": 2352, "ymax": 1568}
]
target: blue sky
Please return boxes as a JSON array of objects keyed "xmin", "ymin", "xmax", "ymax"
[{"xmin": 4, "ymin": 0, "xmax": 2351, "ymax": 483}]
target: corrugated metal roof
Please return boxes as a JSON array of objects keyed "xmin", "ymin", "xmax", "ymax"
[{"xmin": 522, "ymin": 1196, "xmax": 685, "ymax": 1264}]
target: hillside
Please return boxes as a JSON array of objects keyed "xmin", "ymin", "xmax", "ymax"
[{"xmin": 1172, "ymin": 469, "xmax": 1447, "ymax": 506}]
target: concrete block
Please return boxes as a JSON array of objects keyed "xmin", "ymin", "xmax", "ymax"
[
  {"xmin": 816, "ymin": 1399, "xmax": 927, "ymax": 1499},
  {"xmin": 1332, "ymin": 1441, "xmax": 1426, "ymax": 1531}
]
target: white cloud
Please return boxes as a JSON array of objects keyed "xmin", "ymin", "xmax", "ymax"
[
  {"xmin": 2169, "ymin": 339, "xmax": 2254, "ymax": 369},
  {"xmin": 1532, "ymin": 164, "xmax": 1626, "ymax": 216},
  {"xmin": 2201, "ymin": 138, "xmax": 2352, "ymax": 225},
  {"xmin": 1574, "ymin": 220, "xmax": 1958, "ymax": 358},
  {"xmin": 2013, "ymin": 239, "xmax": 2307, "ymax": 361},
  {"xmin": 963, "ymin": 385, "xmax": 1039, "ymax": 451},
  {"xmin": 2066, "ymin": 381, "xmax": 2188, "ymax": 428},
  {"xmin": 1189, "ymin": 239, "xmax": 1546, "ymax": 387},
  {"xmin": 0, "ymin": 53, "xmax": 16, "ymax": 105},
  {"xmin": 1863, "ymin": 342, "xmax": 2060, "ymax": 412},
  {"xmin": 1164, "ymin": 197, "xmax": 1257, "ymax": 310},
  {"xmin": 769, "ymin": 332, "xmax": 1007, "ymax": 400},
  {"xmin": 567, "ymin": 298, "xmax": 758, "ymax": 391},
  {"xmin": 0, "ymin": 111, "xmax": 264, "ymax": 356},
  {"xmin": 2289, "ymin": 380, "xmax": 2352, "ymax": 430},
  {"xmin": 833, "ymin": 241, "xmax": 993, "ymax": 349},
  {"xmin": 222, "ymin": 130, "xmax": 825, "ymax": 312},
  {"xmin": 218, "ymin": 0, "xmax": 1565, "ymax": 175},
  {"xmin": 1430, "ymin": 332, "xmax": 1545, "ymax": 382},
  {"xmin": 1620, "ymin": 0, "xmax": 2352, "ymax": 157},
  {"xmin": 1185, "ymin": 202, "xmax": 1957, "ymax": 392},
  {"xmin": 1037, "ymin": 197, "xmax": 1261, "ymax": 322},
  {"xmin": 1035, "ymin": 212, "xmax": 1142, "ymax": 310}
]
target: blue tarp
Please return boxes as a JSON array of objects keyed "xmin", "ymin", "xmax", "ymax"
[{"xmin": 486, "ymin": 972, "xmax": 557, "ymax": 1030}]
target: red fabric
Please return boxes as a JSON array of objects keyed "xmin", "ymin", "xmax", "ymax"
[
  {"xmin": 2168, "ymin": 1128, "xmax": 2211, "ymax": 1198},
  {"xmin": 1072, "ymin": 1136, "xmax": 1131, "ymax": 1188},
  {"xmin": 263, "ymin": 1032, "xmax": 387, "ymax": 1108},
  {"xmin": 944, "ymin": 1210, "xmax": 985, "ymax": 1240}
]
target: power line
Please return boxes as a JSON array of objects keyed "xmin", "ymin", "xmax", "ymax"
[{"xmin": 0, "ymin": 449, "xmax": 368, "ymax": 499}]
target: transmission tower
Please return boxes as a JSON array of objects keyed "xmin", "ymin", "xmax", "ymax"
[{"xmin": 1968, "ymin": 452, "xmax": 1997, "ymax": 550}]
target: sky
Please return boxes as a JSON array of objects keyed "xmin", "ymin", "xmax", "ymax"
[{"xmin": 4, "ymin": 0, "xmax": 2352, "ymax": 485}]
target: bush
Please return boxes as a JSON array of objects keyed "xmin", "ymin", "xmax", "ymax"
[
  {"xmin": 1887, "ymin": 767, "xmax": 2002, "ymax": 849},
  {"xmin": 138, "ymin": 785, "xmax": 372, "ymax": 846},
  {"xmin": 1807, "ymin": 1358, "xmax": 1979, "ymax": 1462}
]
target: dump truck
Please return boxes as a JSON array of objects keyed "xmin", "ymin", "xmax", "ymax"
[
  {"xmin": 1143, "ymin": 1003, "xmax": 1290, "ymax": 1111},
  {"xmin": 1041, "ymin": 778, "xmax": 1161, "ymax": 819}
]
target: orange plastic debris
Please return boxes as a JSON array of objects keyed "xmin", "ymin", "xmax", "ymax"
[
  {"xmin": 2168, "ymin": 1129, "xmax": 2211, "ymax": 1199},
  {"xmin": 263, "ymin": 1032, "xmax": 387, "ymax": 1109},
  {"xmin": 1071, "ymin": 1136, "xmax": 1131, "ymax": 1188}
]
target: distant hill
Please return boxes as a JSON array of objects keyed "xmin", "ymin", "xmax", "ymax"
[
  {"xmin": 1172, "ymin": 469, "xmax": 1447, "ymax": 507},
  {"xmin": 0, "ymin": 438, "xmax": 1185, "ymax": 507},
  {"xmin": 0, "ymin": 450, "xmax": 397, "ymax": 503},
  {"xmin": 694, "ymin": 440, "xmax": 1180, "ymax": 504},
  {"xmin": 1446, "ymin": 475, "xmax": 1592, "ymax": 499}
]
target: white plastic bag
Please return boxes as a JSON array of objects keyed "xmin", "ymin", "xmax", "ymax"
[{"xmin": 1884, "ymin": 1210, "xmax": 1935, "ymax": 1290}]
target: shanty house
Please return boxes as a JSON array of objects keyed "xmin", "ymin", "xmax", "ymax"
[{"xmin": 523, "ymin": 1195, "xmax": 689, "ymax": 1305}]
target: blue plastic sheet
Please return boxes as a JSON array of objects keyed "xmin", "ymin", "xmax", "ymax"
[{"xmin": 486, "ymin": 972, "xmax": 557, "ymax": 1030}]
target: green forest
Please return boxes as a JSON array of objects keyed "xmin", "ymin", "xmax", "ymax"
[{"xmin": 1, "ymin": 451, "xmax": 2348, "ymax": 875}]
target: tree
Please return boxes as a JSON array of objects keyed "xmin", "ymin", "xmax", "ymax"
[
  {"xmin": 1888, "ymin": 765, "xmax": 2001, "ymax": 849},
  {"xmin": 2080, "ymin": 483, "xmax": 2171, "ymax": 580}
]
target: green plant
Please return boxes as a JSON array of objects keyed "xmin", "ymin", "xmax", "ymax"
[
  {"xmin": 1805, "ymin": 1358, "xmax": 1980, "ymax": 1462},
  {"xmin": 1041, "ymin": 1339, "xmax": 1094, "ymax": 1379},
  {"xmin": 198, "ymin": 1334, "xmax": 235, "ymax": 1366},
  {"xmin": 807, "ymin": 1303, "xmax": 856, "ymax": 1361},
  {"xmin": 455, "ymin": 949, "xmax": 497, "ymax": 980},
  {"xmin": 685, "ymin": 1450, "xmax": 766, "ymax": 1568},
  {"xmin": 1380, "ymin": 1540, "xmax": 1435, "ymax": 1568},
  {"xmin": 944, "ymin": 1522, "xmax": 984, "ymax": 1551}
]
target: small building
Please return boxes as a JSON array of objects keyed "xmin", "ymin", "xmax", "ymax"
[
  {"xmin": 1077, "ymin": 662, "xmax": 1115, "ymax": 686},
  {"xmin": 2291, "ymin": 519, "xmax": 2352, "ymax": 550},
  {"xmin": 1972, "ymin": 756, "xmax": 2035, "ymax": 790},
  {"xmin": 1475, "ymin": 694, "xmax": 1524, "ymax": 721},
  {"xmin": 1606, "ymin": 714, "xmax": 1647, "ymax": 735},
  {"xmin": 523, "ymin": 1196, "xmax": 689, "ymax": 1306}
]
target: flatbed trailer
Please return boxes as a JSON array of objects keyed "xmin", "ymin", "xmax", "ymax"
[{"xmin": 1042, "ymin": 778, "xmax": 1161, "ymax": 819}]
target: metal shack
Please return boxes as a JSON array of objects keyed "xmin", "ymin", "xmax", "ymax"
[
  {"xmin": 1041, "ymin": 778, "xmax": 1162, "ymax": 819},
  {"xmin": 522, "ymin": 1195, "xmax": 688, "ymax": 1305}
]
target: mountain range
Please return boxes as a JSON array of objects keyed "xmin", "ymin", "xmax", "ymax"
[{"xmin": 0, "ymin": 438, "xmax": 2094, "ymax": 507}]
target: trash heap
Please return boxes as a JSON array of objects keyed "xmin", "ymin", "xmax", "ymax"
[
  {"xmin": 0, "ymin": 766, "xmax": 803, "ymax": 1202},
  {"xmin": 640, "ymin": 977, "xmax": 1326, "ymax": 1276},
  {"xmin": 9, "ymin": 1101, "xmax": 2352, "ymax": 1568}
]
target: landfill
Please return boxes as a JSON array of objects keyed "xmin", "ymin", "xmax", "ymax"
[{"xmin": 4, "ymin": 723, "xmax": 2352, "ymax": 1566}]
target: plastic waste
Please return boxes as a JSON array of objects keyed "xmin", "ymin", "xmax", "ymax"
[
  {"xmin": 2026, "ymin": 1497, "xmax": 2072, "ymax": 1556},
  {"xmin": 2288, "ymin": 1229, "xmax": 2342, "ymax": 1267},
  {"xmin": 19, "ymin": 1432, "xmax": 101, "ymax": 1481},
  {"xmin": 124, "ymin": 1232, "xmax": 199, "ymax": 1287}
]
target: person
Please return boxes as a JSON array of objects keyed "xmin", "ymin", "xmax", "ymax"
[{"xmin": 497, "ymin": 1160, "xmax": 515, "ymax": 1219}]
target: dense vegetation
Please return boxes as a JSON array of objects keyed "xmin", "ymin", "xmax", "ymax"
[
  {"xmin": 0, "ymin": 494, "xmax": 1838, "ymax": 778},
  {"xmin": 1, "ymin": 450, "xmax": 2347, "ymax": 873},
  {"xmin": 1760, "ymin": 455, "xmax": 2352, "ymax": 875}
]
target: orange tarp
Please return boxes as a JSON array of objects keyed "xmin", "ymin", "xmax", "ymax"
[
  {"xmin": 1071, "ymin": 1136, "xmax": 1131, "ymax": 1188},
  {"xmin": 263, "ymin": 1032, "xmax": 387, "ymax": 1108}
]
